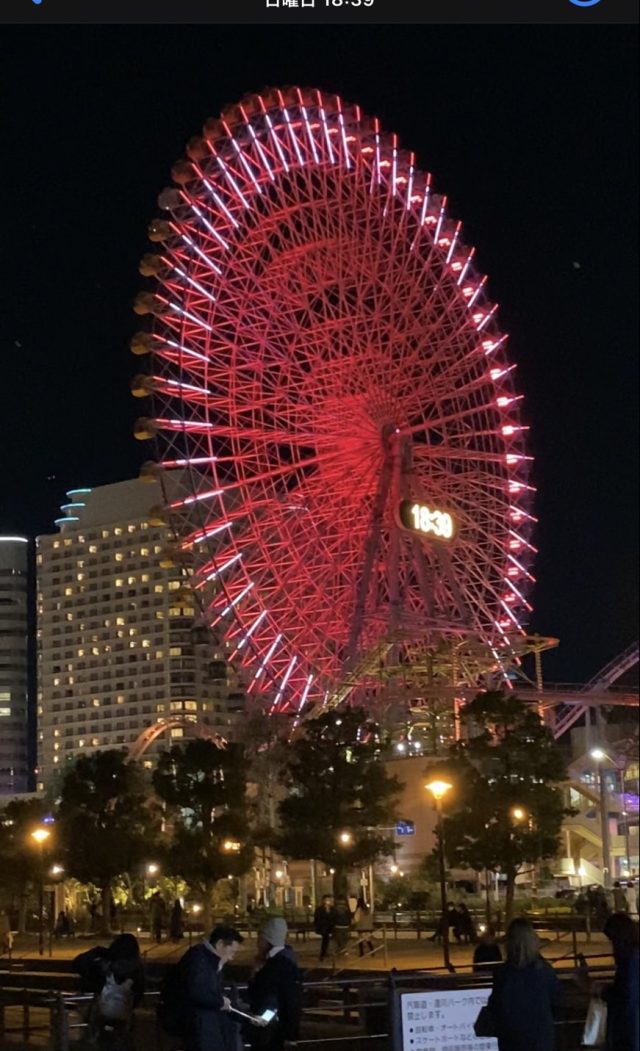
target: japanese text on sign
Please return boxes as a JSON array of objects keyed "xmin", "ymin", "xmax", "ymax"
[{"xmin": 398, "ymin": 988, "xmax": 498, "ymax": 1051}]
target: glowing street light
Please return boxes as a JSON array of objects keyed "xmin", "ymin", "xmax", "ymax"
[
  {"xmin": 222, "ymin": 840, "xmax": 242, "ymax": 853},
  {"xmin": 338, "ymin": 831, "xmax": 353, "ymax": 847},
  {"xmin": 30, "ymin": 826, "xmax": 51, "ymax": 956},
  {"xmin": 425, "ymin": 778, "xmax": 453, "ymax": 970},
  {"xmin": 511, "ymin": 807, "xmax": 527, "ymax": 823},
  {"xmin": 590, "ymin": 749, "xmax": 612, "ymax": 888},
  {"xmin": 146, "ymin": 862, "xmax": 159, "ymax": 877}
]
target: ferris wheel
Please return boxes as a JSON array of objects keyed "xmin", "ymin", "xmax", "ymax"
[{"xmin": 132, "ymin": 87, "xmax": 536, "ymax": 717}]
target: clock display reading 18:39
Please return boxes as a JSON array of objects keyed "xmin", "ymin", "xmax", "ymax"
[
  {"xmin": 326, "ymin": 1, "xmax": 375, "ymax": 6},
  {"xmin": 398, "ymin": 500, "xmax": 456, "ymax": 542}
]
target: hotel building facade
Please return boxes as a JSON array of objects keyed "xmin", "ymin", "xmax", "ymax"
[{"xmin": 36, "ymin": 477, "xmax": 241, "ymax": 790}]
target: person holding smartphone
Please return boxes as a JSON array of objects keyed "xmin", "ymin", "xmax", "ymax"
[{"xmin": 246, "ymin": 917, "xmax": 302, "ymax": 1050}]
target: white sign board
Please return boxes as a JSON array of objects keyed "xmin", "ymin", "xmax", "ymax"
[{"xmin": 398, "ymin": 987, "xmax": 498, "ymax": 1051}]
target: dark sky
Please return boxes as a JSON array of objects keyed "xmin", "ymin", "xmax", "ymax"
[{"xmin": 0, "ymin": 26, "xmax": 637, "ymax": 683}]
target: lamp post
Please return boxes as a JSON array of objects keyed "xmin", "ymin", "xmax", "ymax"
[
  {"xmin": 591, "ymin": 749, "xmax": 612, "ymax": 888},
  {"xmin": 30, "ymin": 827, "xmax": 51, "ymax": 956},
  {"xmin": 425, "ymin": 779, "xmax": 453, "ymax": 970}
]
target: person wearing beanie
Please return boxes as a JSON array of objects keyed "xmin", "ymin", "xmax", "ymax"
[{"xmin": 246, "ymin": 917, "xmax": 302, "ymax": 1049}]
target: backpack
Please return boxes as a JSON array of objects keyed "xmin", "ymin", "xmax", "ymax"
[
  {"xmin": 95, "ymin": 972, "xmax": 134, "ymax": 1024},
  {"xmin": 157, "ymin": 964, "xmax": 185, "ymax": 1038}
]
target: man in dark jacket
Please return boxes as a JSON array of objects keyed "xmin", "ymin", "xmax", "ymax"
[
  {"xmin": 313, "ymin": 895, "xmax": 336, "ymax": 960},
  {"xmin": 247, "ymin": 917, "xmax": 302, "ymax": 1050},
  {"xmin": 180, "ymin": 924, "xmax": 244, "ymax": 1051}
]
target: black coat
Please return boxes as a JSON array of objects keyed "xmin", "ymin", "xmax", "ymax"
[
  {"xmin": 488, "ymin": 958, "xmax": 563, "ymax": 1051},
  {"xmin": 180, "ymin": 943, "xmax": 238, "ymax": 1051},
  {"xmin": 247, "ymin": 947, "xmax": 302, "ymax": 1050}
]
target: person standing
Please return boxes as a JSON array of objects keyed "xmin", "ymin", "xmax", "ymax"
[
  {"xmin": 625, "ymin": 882, "xmax": 639, "ymax": 919},
  {"xmin": 149, "ymin": 892, "xmax": 166, "ymax": 944},
  {"xmin": 247, "ymin": 917, "xmax": 302, "ymax": 1051},
  {"xmin": 487, "ymin": 918, "xmax": 563, "ymax": 1051},
  {"xmin": 602, "ymin": 912, "xmax": 639, "ymax": 1051},
  {"xmin": 352, "ymin": 896, "xmax": 375, "ymax": 957},
  {"xmin": 180, "ymin": 924, "xmax": 244, "ymax": 1051},
  {"xmin": 333, "ymin": 897, "xmax": 352, "ymax": 955},
  {"xmin": 614, "ymin": 881, "xmax": 628, "ymax": 912},
  {"xmin": 473, "ymin": 925, "xmax": 502, "ymax": 973},
  {"xmin": 169, "ymin": 899, "xmax": 184, "ymax": 941},
  {"xmin": 313, "ymin": 895, "xmax": 336, "ymax": 961}
]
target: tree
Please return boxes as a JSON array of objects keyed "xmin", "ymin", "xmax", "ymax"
[
  {"xmin": 278, "ymin": 708, "xmax": 401, "ymax": 897},
  {"xmin": 152, "ymin": 738, "xmax": 252, "ymax": 931},
  {"xmin": 429, "ymin": 691, "xmax": 570, "ymax": 923},
  {"xmin": 57, "ymin": 750, "xmax": 158, "ymax": 935},
  {"xmin": 0, "ymin": 798, "xmax": 52, "ymax": 931}
]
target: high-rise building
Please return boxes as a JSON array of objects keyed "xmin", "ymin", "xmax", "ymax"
[
  {"xmin": 0, "ymin": 536, "xmax": 30, "ymax": 795},
  {"xmin": 36, "ymin": 478, "xmax": 242, "ymax": 791}
]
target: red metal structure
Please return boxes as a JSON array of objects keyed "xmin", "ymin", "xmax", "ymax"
[{"xmin": 132, "ymin": 88, "xmax": 535, "ymax": 716}]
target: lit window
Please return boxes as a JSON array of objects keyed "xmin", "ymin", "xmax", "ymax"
[
  {"xmin": 168, "ymin": 581, "xmax": 180, "ymax": 591},
  {"xmin": 115, "ymin": 578, "xmax": 124, "ymax": 587},
  {"xmin": 154, "ymin": 545, "xmax": 162, "ymax": 554},
  {"xmin": 170, "ymin": 647, "xmax": 182, "ymax": 657},
  {"xmin": 116, "ymin": 617, "xmax": 125, "ymax": 626},
  {"xmin": 128, "ymin": 525, "xmax": 136, "ymax": 534},
  {"xmin": 64, "ymin": 587, "xmax": 73, "ymax": 596},
  {"xmin": 143, "ymin": 760, "xmax": 152, "ymax": 769},
  {"xmin": 91, "ymin": 737, "xmax": 99, "ymax": 747},
  {"xmin": 141, "ymin": 573, "xmax": 150, "ymax": 583},
  {"xmin": 127, "ymin": 576, "xmax": 136, "ymax": 585},
  {"xmin": 53, "ymin": 677, "xmax": 61, "ymax": 687},
  {"xmin": 101, "ymin": 530, "xmax": 109, "ymax": 539},
  {"xmin": 141, "ymin": 639, "xmax": 151, "ymax": 648},
  {"xmin": 155, "ymin": 650, "xmax": 164, "ymax": 659},
  {"xmin": 140, "ymin": 547, "xmax": 150, "ymax": 557},
  {"xmin": 128, "ymin": 628, "xmax": 137, "ymax": 637},
  {"xmin": 170, "ymin": 728, "xmax": 184, "ymax": 738},
  {"xmin": 156, "ymin": 703, "xmax": 166, "ymax": 712},
  {"xmin": 89, "ymin": 544, "xmax": 98, "ymax": 553},
  {"xmin": 117, "ymin": 695, "xmax": 125, "ymax": 704},
  {"xmin": 91, "ymin": 647, "xmax": 100, "ymax": 656},
  {"xmin": 0, "ymin": 708, "xmax": 11, "ymax": 717},
  {"xmin": 92, "ymin": 699, "xmax": 100, "ymax": 707},
  {"xmin": 53, "ymin": 541, "xmax": 60, "ymax": 550},
  {"xmin": 114, "ymin": 528, "xmax": 123, "ymax": 537},
  {"xmin": 114, "ymin": 553, "xmax": 124, "ymax": 563},
  {"xmin": 155, "ymin": 611, "xmax": 165, "ymax": 620},
  {"xmin": 78, "ymin": 739, "xmax": 85, "ymax": 747},
  {"xmin": 64, "ymin": 538, "xmax": 72, "ymax": 547},
  {"xmin": 154, "ymin": 585, "xmax": 164, "ymax": 594},
  {"xmin": 66, "ymin": 612, "xmax": 73, "ymax": 621}
]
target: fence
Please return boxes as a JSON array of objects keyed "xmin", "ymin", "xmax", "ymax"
[{"xmin": 0, "ymin": 949, "xmax": 616, "ymax": 1050}]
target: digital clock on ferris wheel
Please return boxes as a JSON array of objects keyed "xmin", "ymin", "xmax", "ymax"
[{"xmin": 397, "ymin": 500, "xmax": 456, "ymax": 542}]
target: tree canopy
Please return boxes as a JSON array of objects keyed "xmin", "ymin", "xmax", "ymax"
[
  {"xmin": 152, "ymin": 738, "xmax": 252, "ymax": 928},
  {"xmin": 428, "ymin": 691, "xmax": 570, "ymax": 920},
  {"xmin": 278, "ymin": 707, "xmax": 401, "ymax": 895},
  {"xmin": 57, "ymin": 749, "xmax": 158, "ymax": 932}
]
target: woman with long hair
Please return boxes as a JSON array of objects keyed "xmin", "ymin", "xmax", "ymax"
[{"xmin": 487, "ymin": 918, "xmax": 562, "ymax": 1051}]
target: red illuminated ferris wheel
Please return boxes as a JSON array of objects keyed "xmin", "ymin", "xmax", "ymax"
[{"xmin": 132, "ymin": 87, "xmax": 536, "ymax": 717}]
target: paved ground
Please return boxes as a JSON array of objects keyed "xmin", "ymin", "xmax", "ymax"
[{"xmin": 4, "ymin": 925, "xmax": 612, "ymax": 973}]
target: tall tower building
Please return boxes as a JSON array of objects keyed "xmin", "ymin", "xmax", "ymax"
[
  {"xmin": 0, "ymin": 536, "xmax": 30, "ymax": 795},
  {"xmin": 36, "ymin": 478, "xmax": 242, "ymax": 791}
]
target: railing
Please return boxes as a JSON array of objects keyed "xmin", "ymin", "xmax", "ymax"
[{"xmin": 1, "ymin": 950, "xmax": 617, "ymax": 1050}]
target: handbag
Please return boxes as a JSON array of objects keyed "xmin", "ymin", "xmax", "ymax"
[
  {"xmin": 474, "ymin": 1003, "xmax": 497, "ymax": 1038},
  {"xmin": 581, "ymin": 996, "xmax": 607, "ymax": 1047}
]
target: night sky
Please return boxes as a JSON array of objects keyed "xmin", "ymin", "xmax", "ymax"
[{"xmin": 0, "ymin": 26, "xmax": 637, "ymax": 683}]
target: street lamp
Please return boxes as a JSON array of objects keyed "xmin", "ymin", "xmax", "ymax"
[
  {"xmin": 511, "ymin": 807, "xmax": 527, "ymax": 823},
  {"xmin": 30, "ymin": 827, "xmax": 51, "ymax": 956},
  {"xmin": 425, "ymin": 778, "xmax": 453, "ymax": 970},
  {"xmin": 590, "ymin": 749, "xmax": 612, "ymax": 888},
  {"xmin": 338, "ymin": 830, "xmax": 353, "ymax": 847},
  {"xmin": 146, "ymin": 862, "xmax": 159, "ymax": 877}
]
